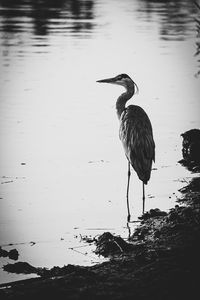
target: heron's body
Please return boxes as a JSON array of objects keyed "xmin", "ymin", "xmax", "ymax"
[
  {"xmin": 119, "ymin": 105, "xmax": 155, "ymax": 184},
  {"xmin": 97, "ymin": 73, "xmax": 155, "ymax": 221}
]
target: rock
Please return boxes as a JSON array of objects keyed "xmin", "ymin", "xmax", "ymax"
[
  {"xmin": 3, "ymin": 262, "xmax": 38, "ymax": 274},
  {"xmin": 181, "ymin": 129, "xmax": 200, "ymax": 163},
  {"xmin": 0, "ymin": 247, "xmax": 9, "ymax": 258},
  {"xmin": 0, "ymin": 247, "xmax": 19, "ymax": 260},
  {"xmin": 95, "ymin": 232, "xmax": 133, "ymax": 257},
  {"xmin": 8, "ymin": 249, "xmax": 19, "ymax": 260}
]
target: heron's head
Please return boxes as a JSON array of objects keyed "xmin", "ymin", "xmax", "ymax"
[{"xmin": 97, "ymin": 73, "xmax": 139, "ymax": 93}]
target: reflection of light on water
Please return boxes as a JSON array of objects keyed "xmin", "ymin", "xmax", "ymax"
[{"xmin": 0, "ymin": 0, "xmax": 200, "ymax": 284}]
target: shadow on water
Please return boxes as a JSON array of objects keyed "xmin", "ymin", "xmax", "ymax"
[
  {"xmin": 0, "ymin": 0, "xmax": 198, "ymax": 58},
  {"xmin": 0, "ymin": 0, "xmax": 95, "ymax": 37},
  {"xmin": 137, "ymin": 0, "xmax": 198, "ymax": 41},
  {"xmin": 0, "ymin": 0, "xmax": 198, "ymax": 39},
  {"xmin": 195, "ymin": 2, "xmax": 200, "ymax": 76}
]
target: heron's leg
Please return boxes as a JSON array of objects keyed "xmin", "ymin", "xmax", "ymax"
[
  {"xmin": 126, "ymin": 162, "xmax": 131, "ymax": 222},
  {"xmin": 127, "ymin": 221, "xmax": 131, "ymax": 240},
  {"xmin": 142, "ymin": 182, "xmax": 145, "ymax": 214}
]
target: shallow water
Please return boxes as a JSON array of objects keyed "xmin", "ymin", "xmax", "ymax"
[{"xmin": 0, "ymin": 0, "xmax": 200, "ymax": 284}]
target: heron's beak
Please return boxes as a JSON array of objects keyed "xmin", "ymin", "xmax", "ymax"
[{"xmin": 96, "ymin": 77, "xmax": 116, "ymax": 84}]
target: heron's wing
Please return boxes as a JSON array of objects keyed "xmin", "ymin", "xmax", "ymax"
[{"xmin": 119, "ymin": 105, "xmax": 155, "ymax": 183}]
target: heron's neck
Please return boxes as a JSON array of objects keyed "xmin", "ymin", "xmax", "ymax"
[{"xmin": 116, "ymin": 85, "xmax": 134, "ymax": 119}]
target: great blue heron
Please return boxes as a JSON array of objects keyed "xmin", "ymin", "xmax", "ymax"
[{"xmin": 97, "ymin": 74, "xmax": 155, "ymax": 222}]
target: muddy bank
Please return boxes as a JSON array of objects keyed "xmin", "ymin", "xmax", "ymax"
[{"xmin": 0, "ymin": 131, "xmax": 200, "ymax": 300}]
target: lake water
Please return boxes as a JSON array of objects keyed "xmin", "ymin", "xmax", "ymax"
[{"xmin": 0, "ymin": 0, "xmax": 200, "ymax": 284}]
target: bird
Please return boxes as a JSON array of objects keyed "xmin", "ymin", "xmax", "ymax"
[{"xmin": 97, "ymin": 74, "xmax": 155, "ymax": 222}]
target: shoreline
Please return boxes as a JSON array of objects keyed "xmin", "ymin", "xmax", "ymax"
[
  {"xmin": 0, "ymin": 176, "xmax": 199, "ymax": 299},
  {"xmin": 0, "ymin": 131, "xmax": 200, "ymax": 300}
]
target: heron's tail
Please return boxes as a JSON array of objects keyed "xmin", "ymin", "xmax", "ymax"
[{"xmin": 130, "ymin": 157, "xmax": 152, "ymax": 185}]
